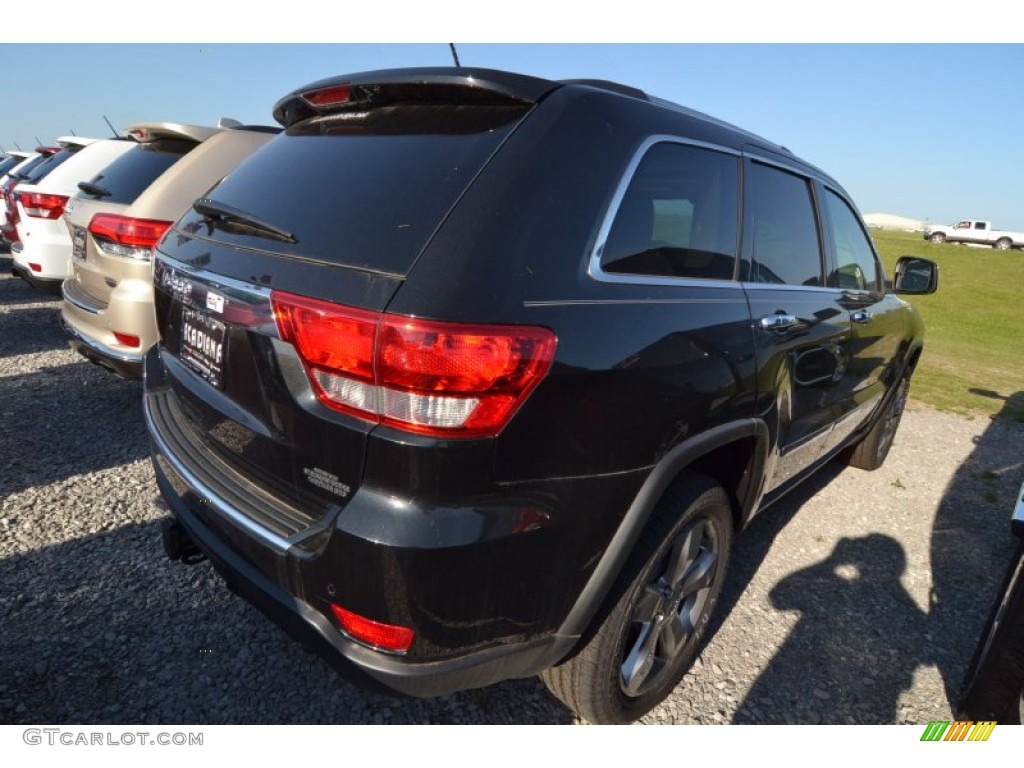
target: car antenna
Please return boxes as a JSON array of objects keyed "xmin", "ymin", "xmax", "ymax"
[
  {"xmin": 69, "ymin": 128, "xmax": 77, "ymax": 136},
  {"xmin": 14, "ymin": 141, "xmax": 23, "ymax": 150},
  {"xmin": 102, "ymin": 115, "xmax": 121, "ymax": 138},
  {"xmin": 34, "ymin": 136, "xmax": 43, "ymax": 146},
  {"xmin": 449, "ymin": 43, "xmax": 461, "ymax": 67}
]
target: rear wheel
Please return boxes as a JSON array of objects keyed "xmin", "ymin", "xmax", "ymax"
[
  {"xmin": 541, "ymin": 474, "xmax": 733, "ymax": 723},
  {"xmin": 929, "ymin": 232, "xmax": 946, "ymax": 244},
  {"xmin": 846, "ymin": 373, "xmax": 910, "ymax": 471},
  {"xmin": 995, "ymin": 237, "xmax": 1013, "ymax": 251}
]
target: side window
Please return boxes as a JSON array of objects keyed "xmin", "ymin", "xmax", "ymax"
[
  {"xmin": 745, "ymin": 162, "xmax": 823, "ymax": 286},
  {"xmin": 823, "ymin": 190, "xmax": 882, "ymax": 293},
  {"xmin": 600, "ymin": 142, "xmax": 739, "ymax": 280},
  {"xmin": 975, "ymin": 222, "xmax": 987, "ymax": 230}
]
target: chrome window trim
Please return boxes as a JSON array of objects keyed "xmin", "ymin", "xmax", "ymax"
[
  {"xmin": 587, "ymin": 135, "xmax": 741, "ymax": 288},
  {"xmin": 744, "ymin": 152, "xmax": 817, "ymax": 176}
]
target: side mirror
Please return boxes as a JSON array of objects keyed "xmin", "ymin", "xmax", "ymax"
[{"xmin": 893, "ymin": 256, "xmax": 939, "ymax": 295}]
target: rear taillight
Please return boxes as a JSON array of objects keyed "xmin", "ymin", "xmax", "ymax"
[
  {"xmin": 272, "ymin": 292, "xmax": 557, "ymax": 438},
  {"xmin": 88, "ymin": 213, "xmax": 171, "ymax": 260},
  {"xmin": 20, "ymin": 192, "xmax": 69, "ymax": 219}
]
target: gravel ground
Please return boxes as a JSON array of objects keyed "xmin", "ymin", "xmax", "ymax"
[{"xmin": 1, "ymin": 260, "xmax": 1021, "ymax": 725}]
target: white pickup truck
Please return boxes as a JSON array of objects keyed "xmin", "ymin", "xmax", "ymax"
[{"xmin": 923, "ymin": 219, "xmax": 1024, "ymax": 250}]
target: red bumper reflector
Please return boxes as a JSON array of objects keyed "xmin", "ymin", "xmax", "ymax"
[
  {"xmin": 330, "ymin": 604, "xmax": 414, "ymax": 652},
  {"xmin": 28, "ymin": 263, "xmax": 42, "ymax": 273},
  {"xmin": 113, "ymin": 332, "xmax": 141, "ymax": 348}
]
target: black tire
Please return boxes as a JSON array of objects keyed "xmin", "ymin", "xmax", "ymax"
[
  {"xmin": 995, "ymin": 237, "xmax": 1013, "ymax": 251},
  {"xmin": 929, "ymin": 232, "xmax": 946, "ymax": 244},
  {"xmin": 846, "ymin": 374, "xmax": 910, "ymax": 471},
  {"xmin": 957, "ymin": 547, "xmax": 1024, "ymax": 724},
  {"xmin": 541, "ymin": 474, "xmax": 733, "ymax": 723}
]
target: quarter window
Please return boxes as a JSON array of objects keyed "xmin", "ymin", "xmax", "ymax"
[
  {"xmin": 600, "ymin": 142, "xmax": 739, "ymax": 280},
  {"xmin": 745, "ymin": 162, "xmax": 823, "ymax": 286},
  {"xmin": 823, "ymin": 189, "xmax": 882, "ymax": 293}
]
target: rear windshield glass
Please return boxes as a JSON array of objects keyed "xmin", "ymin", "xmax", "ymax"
[
  {"xmin": 9, "ymin": 154, "xmax": 51, "ymax": 181},
  {"xmin": 78, "ymin": 139, "xmax": 195, "ymax": 205},
  {"xmin": 0, "ymin": 156, "xmax": 25, "ymax": 177},
  {"xmin": 22, "ymin": 146, "xmax": 82, "ymax": 184},
  {"xmin": 172, "ymin": 104, "xmax": 529, "ymax": 276}
]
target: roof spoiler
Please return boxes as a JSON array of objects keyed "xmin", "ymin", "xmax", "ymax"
[
  {"xmin": 122, "ymin": 122, "xmax": 221, "ymax": 145},
  {"xmin": 272, "ymin": 67, "xmax": 558, "ymax": 127},
  {"xmin": 55, "ymin": 135, "xmax": 98, "ymax": 149}
]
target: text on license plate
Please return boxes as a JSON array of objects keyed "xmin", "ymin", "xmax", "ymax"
[
  {"xmin": 72, "ymin": 228, "xmax": 86, "ymax": 261},
  {"xmin": 180, "ymin": 306, "xmax": 226, "ymax": 389}
]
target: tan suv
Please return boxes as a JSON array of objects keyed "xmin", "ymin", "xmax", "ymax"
[{"xmin": 60, "ymin": 121, "xmax": 278, "ymax": 378}]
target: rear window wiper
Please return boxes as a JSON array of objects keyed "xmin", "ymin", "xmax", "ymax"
[
  {"xmin": 77, "ymin": 181, "xmax": 111, "ymax": 198},
  {"xmin": 193, "ymin": 199, "xmax": 298, "ymax": 244}
]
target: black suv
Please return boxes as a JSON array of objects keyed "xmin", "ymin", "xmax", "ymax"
[{"xmin": 146, "ymin": 67, "xmax": 938, "ymax": 723}]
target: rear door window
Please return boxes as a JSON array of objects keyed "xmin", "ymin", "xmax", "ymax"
[
  {"xmin": 743, "ymin": 162, "xmax": 824, "ymax": 286},
  {"xmin": 600, "ymin": 141, "xmax": 740, "ymax": 280},
  {"xmin": 78, "ymin": 139, "xmax": 196, "ymax": 204}
]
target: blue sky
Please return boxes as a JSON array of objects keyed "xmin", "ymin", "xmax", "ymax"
[{"xmin": 5, "ymin": 43, "xmax": 1024, "ymax": 229}]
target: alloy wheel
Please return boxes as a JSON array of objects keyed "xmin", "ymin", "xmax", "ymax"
[{"xmin": 620, "ymin": 517, "xmax": 720, "ymax": 697}]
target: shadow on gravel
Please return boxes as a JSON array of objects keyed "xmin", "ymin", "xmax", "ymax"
[
  {"xmin": 711, "ymin": 460, "xmax": 933, "ymax": 724},
  {"xmin": 731, "ymin": 533, "xmax": 927, "ymax": 724},
  {"xmin": 930, "ymin": 390, "xmax": 1024, "ymax": 711},
  {"xmin": 710, "ymin": 461, "xmax": 846, "ymax": 640},
  {"xmin": 0, "ymin": 271, "xmax": 61, "ymax": 308},
  {"xmin": 0, "ymin": 520, "xmax": 573, "ymax": 724},
  {"xmin": 0, "ymin": 305, "xmax": 67, "ymax": 359},
  {"xmin": 0, "ymin": 363, "xmax": 148, "ymax": 499},
  {"xmin": 728, "ymin": 395, "xmax": 1024, "ymax": 724}
]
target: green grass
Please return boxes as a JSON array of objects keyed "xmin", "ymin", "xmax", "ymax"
[{"xmin": 870, "ymin": 229, "xmax": 1024, "ymax": 420}]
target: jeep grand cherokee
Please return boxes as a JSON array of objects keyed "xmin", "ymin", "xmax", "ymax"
[{"xmin": 145, "ymin": 67, "xmax": 938, "ymax": 723}]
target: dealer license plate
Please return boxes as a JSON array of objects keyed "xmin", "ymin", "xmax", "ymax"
[
  {"xmin": 180, "ymin": 306, "xmax": 227, "ymax": 389},
  {"xmin": 72, "ymin": 227, "xmax": 86, "ymax": 261}
]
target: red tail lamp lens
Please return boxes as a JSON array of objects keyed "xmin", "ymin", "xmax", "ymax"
[
  {"xmin": 271, "ymin": 291, "xmax": 557, "ymax": 437},
  {"xmin": 302, "ymin": 85, "xmax": 352, "ymax": 107},
  {"xmin": 88, "ymin": 214, "xmax": 172, "ymax": 260},
  {"xmin": 89, "ymin": 214, "xmax": 171, "ymax": 248},
  {"xmin": 330, "ymin": 604, "xmax": 414, "ymax": 652},
  {"xmin": 20, "ymin": 192, "xmax": 69, "ymax": 219}
]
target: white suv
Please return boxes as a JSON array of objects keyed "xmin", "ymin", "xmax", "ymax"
[{"xmin": 11, "ymin": 137, "xmax": 134, "ymax": 293}]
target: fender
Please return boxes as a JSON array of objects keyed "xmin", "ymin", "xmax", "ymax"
[{"xmin": 554, "ymin": 418, "xmax": 769, "ymax": 644}]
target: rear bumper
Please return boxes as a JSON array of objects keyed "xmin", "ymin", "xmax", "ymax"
[
  {"xmin": 12, "ymin": 255, "xmax": 62, "ymax": 295},
  {"xmin": 142, "ymin": 344, "xmax": 581, "ymax": 696},
  {"xmin": 60, "ymin": 310, "xmax": 144, "ymax": 379},
  {"xmin": 12, "ymin": 217, "xmax": 72, "ymax": 280},
  {"xmin": 147, "ymin": 407, "xmax": 574, "ymax": 697}
]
